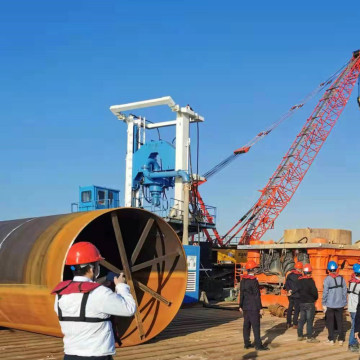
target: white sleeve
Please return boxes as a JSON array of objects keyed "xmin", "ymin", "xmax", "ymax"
[{"xmin": 100, "ymin": 284, "xmax": 136, "ymax": 317}]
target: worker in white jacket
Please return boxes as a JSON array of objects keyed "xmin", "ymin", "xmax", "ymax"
[
  {"xmin": 347, "ymin": 263, "xmax": 360, "ymax": 352},
  {"xmin": 52, "ymin": 242, "xmax": 136, "ymax": 360}
]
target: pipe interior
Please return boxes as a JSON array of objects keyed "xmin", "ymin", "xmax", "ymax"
[{"xmin": 62, "ymin": 209, "xmax": 178, "ymax": 339}]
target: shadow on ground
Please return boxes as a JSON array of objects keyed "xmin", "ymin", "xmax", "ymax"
[
  {"xmin": 0, "ymin": 326, "xmax": 11, "ymax": 331},
  {"xmin": 261, "ymin": 322, "xmax": 288, "ymax": 345},
  {"xmin": 313, "ymin": 317, "xmax": 326, "ymax": 338},
  {"xmin": 313, "ymin": 315, "xmax": 352, "ymax": 340},
  {"xmin": 148, "ymin": 305, "xmax": 240, "ymax": 343},
  {"xmin": 242, "ymin": 351, "xmax": 258, "ymax": 359}
]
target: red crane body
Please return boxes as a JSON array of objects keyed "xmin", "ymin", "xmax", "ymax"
[
  {"xmin": 193, "ymin": 50, "xmax": 360, "ymax": 246},
  {"xmin": 233, "ymin": 50, "xmax": 360, "ymax": 245}
]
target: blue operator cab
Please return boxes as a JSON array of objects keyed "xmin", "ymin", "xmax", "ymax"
[{"xmin": 76, "ymin": 185, "xmax": 120, "ymax": 212}]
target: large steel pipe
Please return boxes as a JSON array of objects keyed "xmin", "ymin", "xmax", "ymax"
[{"xmin": 0, "ymin": 208, "xmax": 187, "ymax": 346}]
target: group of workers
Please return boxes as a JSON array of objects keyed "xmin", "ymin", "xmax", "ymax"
[{"xmin": 239, "ymin": 259, "xmax": 360, "ymax": 352}]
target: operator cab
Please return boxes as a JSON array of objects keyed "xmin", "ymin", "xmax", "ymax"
[{"xmin": 72, "ymin": 185, "xmax": 120, "ymax": 212}]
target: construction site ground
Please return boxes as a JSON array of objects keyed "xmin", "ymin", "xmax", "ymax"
[{"xmin": 0, "ymin": 302, "xmax": 359, "ymax": 360}]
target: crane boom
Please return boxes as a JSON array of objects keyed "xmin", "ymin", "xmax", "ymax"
[{"xmin": 224, "ymin": 50, "xmax": 360, "ymax": 245}]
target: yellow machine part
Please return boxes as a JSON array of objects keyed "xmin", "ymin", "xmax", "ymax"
[{"xmin": 216, "ymin": 249, "xmax": 247, "ymax": 264}]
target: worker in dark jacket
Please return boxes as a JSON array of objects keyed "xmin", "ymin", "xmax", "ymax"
[
  {"xmin": 296, "ymin": 263, "xmax": 319, "ymax": 343},
  {"xmin": 284, "ymin": 261, "xmax": 303, "ymax": 329},
  {"xmin": 239, "ymin": 260, "xmax": 269, "ymax": 351},
  {"xmin": 322, "ymin": 261, "xmax": 347, "ymax": 346}
]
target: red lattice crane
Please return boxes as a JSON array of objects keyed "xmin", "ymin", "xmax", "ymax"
[{"xmin": 220, "ymin": 50, "xmax": 360, "ymax": 246}]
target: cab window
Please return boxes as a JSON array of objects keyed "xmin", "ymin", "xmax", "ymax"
[
  {"xmin": 81, "ymin": 191, "xmax": 92, "ymax": 203},
  {"xmin": 98, "ymin": 190, "xmax": 105, "ymax": 204}
]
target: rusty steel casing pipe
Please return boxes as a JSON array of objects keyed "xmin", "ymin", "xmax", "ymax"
[
  {"xmin": 0, "ymin": 208, "xmax": 187, "ymax": 346},
  {"xmin": 268, "ymin": 303, "xmax": 287, "ymax": 318}
]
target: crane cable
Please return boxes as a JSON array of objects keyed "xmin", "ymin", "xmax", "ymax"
[{"xmin": 202, "ymin": 60, "xmax": 350, "ymax": 181}]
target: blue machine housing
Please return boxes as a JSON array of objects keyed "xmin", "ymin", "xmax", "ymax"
[
  {"xmin": 132, "ymin": 140, "xmax": 189, "ymax": 207},
  {"xmin": 78, "ymin": 185, "xmax": 120, "ymax": 212},
  {"xmin": 183, "ymin": 245, "xmax": 200, "ymax": 303}
]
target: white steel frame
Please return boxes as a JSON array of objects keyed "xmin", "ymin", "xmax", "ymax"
[{"xmin": 110, "ymin": 97, "xmax": 204, "ymax": 243}]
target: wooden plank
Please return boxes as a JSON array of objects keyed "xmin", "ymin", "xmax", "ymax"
[
  {"xmin": 131, "ymin": 218, "xmax": 154, "ymax": 265},
  {"xmin": 100, "ymin": 259, "xmax": 122, "ymax": 274},
  {"xmin": 131, "ymin": 250, "xmax": 181, "ymax": 272},
  {"xmin": 111, "ymin": 212, "xmax": 145, "ymax": 340},
  {"xmin": 134, "ymin": 280, "xmax": 171, "ymax": 306}
]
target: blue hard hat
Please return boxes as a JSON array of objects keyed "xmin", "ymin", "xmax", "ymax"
[
  {"xmin": 353, "ymin": 263, "xmax": 360, "ymax": 273},
  {"xmin": 327, "ymin": 261, "xmax": 338, "ymax": 271}
]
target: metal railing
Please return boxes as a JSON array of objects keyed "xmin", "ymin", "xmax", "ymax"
[
  {"xmin": 71, "ymin": 199, "xmax": 120, "ymax": 213},
  {"xmin": 204, "ymin": 235, "xmax": 242, "ymax": 246}
]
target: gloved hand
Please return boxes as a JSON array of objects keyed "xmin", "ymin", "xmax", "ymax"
[{"xmin": 322, "ymin": 306, "xmax": 327, "ymax": 313}]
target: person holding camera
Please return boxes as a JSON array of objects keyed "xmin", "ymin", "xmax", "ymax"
[{"xmin": 51, "ymin": 242, "xmax": 136, "ymax": 360}]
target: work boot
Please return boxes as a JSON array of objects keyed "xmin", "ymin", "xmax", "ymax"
[
  {"xmin": 298, "ymin": 336, "xmax": 306, "ymax": 341},
  {"xmin": 255, "ymin": 345, "xmax": 270, "ymax": 351},
  {"xmin": 349, "ymin": 345, "xmax": 359, "ymax": 352},
  {"xmin": 324, "ymin": 340, "xmax": 334, "ymax": 345},
  {"xmin": 244, "ymin": 343, "xmax": 254, "ymax": 349},
  {"xmin": 307, "ymin": 337, "xmax": 320, "ymax": 343}
]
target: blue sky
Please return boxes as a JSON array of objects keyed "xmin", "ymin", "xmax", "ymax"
[{"xmin": 1, "ymin": 1, "xmax": 360, "ymax": 242}]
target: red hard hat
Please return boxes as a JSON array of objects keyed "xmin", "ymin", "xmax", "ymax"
[
  {"xmin": 66, "ymin": 242, "xmax": 104, "ymax": 265},
  {"xmin": 303, "ymin": 264, "xmax": 312, "ymax": 272},
  {"xmin": 295, "ymin": 262, "xmax": 303, "ymax": 270},
  {"xmin": 245, "ymin": 260, "xmax": 258, "ymax": 270}
]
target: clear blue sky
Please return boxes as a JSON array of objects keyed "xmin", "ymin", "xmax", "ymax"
[{"xmin": 1, "ymin": 1, "xmax": 360, "ymax": 242}]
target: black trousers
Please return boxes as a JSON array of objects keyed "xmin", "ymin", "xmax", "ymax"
[
  {"xmin": 297, "ymin": 303, "xmax": 315, "ymax": 338},
  {"xmin": 326, "ymin": 307, "xmax": 344, "ymax": 341},
  {"xmin": 287, "ymin": 297, "xmax": 300, "ymax": 325},
  {"xmin": 243, "ymin": 310, "xmax": 262, "ymax": 348},
  {"xmin": 64, "ymin": 355, "xmax": 113, "ymax": 360}
]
